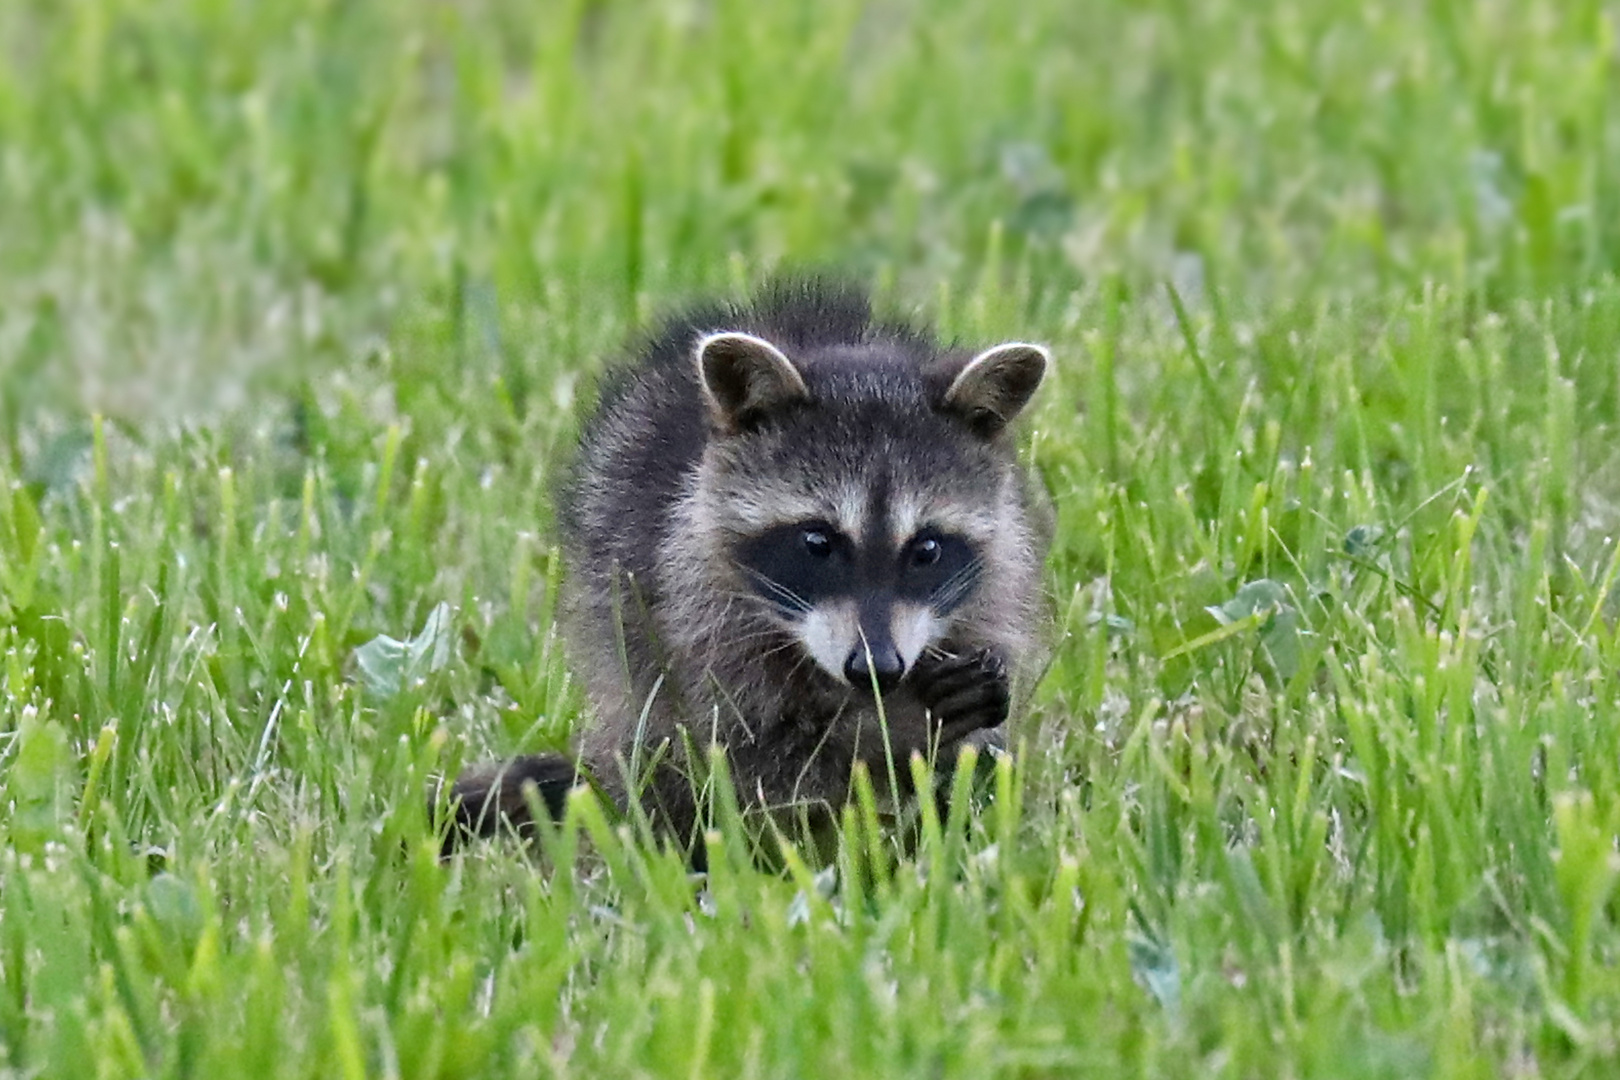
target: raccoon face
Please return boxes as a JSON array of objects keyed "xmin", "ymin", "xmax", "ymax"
[
  {"xmin": 733, "ymin": 519, "xmax": 982, "ymax": 691},
  {"xmin": 696, "ymin": 328, "xmax": 1048, "ymax": 692}
]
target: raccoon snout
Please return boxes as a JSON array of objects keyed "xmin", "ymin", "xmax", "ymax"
[{"xmin": 844, "ymin": 645, "xmax": 906, "ymax": 693}]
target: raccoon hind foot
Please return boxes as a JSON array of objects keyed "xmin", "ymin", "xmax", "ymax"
[
  {"xmin": 913, "ymin": 648, "xmax": 1010, "ymax": 745},
  {"xmin": 435, "ymin": 754, "xmax": 578, "ymax": 858}
]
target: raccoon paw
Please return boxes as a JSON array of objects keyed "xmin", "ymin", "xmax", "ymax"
[{"xmin": 913, "ymin": 649, "xmax": 1009, "ymax": 743}]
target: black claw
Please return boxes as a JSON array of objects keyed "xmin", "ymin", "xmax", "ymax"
[{"xmin": 926, "ymin": 669, "xmax": 994, "ymax": 702}]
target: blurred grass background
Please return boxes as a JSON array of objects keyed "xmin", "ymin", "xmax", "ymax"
[{"xmin": 4, "ymin": 0, "xmax": 1620, "ymax": 1076}]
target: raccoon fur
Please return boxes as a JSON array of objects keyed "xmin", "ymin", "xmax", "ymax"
[{"xmin": 440, "ymin": 280, "xmax": 1051, "ymax": 858}]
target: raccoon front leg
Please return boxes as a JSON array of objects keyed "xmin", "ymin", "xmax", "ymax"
[{"xmin": 911, "ymin": 649, "xmax": 1010, "ymax": 745}]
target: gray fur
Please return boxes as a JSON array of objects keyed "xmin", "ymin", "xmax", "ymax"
[{"xmin": 441, "ymin": 280, "xmax": 1052, "ymax": 856}]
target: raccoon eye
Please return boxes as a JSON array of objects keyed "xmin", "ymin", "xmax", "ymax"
[
  {"xmin": 910, "ymin": 537, "xmax": 942, "ymax": 567},
  {"xmin": 802, "ymin": 529, "xmax": 834, "ymax": 558}
]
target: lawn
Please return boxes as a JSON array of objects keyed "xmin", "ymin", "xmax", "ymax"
[{"xmin": 3, "ymin": 0, "xmax": 1620, "ymax": 1075}]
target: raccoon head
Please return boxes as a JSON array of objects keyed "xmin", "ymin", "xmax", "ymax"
[{"xmin": 692, "ymin": 328, "xmax": 1048, "ymax": 693}]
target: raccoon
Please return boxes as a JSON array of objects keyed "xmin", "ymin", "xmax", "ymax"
[{"xmin": 440, "ymin": 281, "xmax": 1051, "ymax": 858}]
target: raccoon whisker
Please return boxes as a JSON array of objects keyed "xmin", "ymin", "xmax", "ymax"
[
  {"xmin": 737, "ymin": 567, "xmax": 814, "ymax": 615},
  {"xmin": 714, "ymin": 588, "xmax": 804, "ymax": 613},
  {"xmin": 768, "ymin": 591, "xmax": 815, "ymax": 618},
  {"xmin": 932, "ymin": 556, "xmax": 985, "ymax": 609},
  {"xmin": 708, "ymin": 611, "xmax": 786, "ymax": 635},
  {"xmin": 937, "ymin": 554, "xmax": 985, "ymax": 596},
  {"xmin": 716, "ymin": 626, "xmax": 792, "ymax": 646},
  {"xmin": 704, "ymin": 621, "xmax": 808, "ymax": 665},
  {"xmin": 708, "ymin": 611, "xmax": 799, "ymax": 642},
  {"xmin": 779, "ymin": 650, "xmax": 817, "ymax": 681},
  {"xmin": 706, "ymin": 616, "xmax": 815, "ymax": 661},
  {"xmin": 933, "ymin": 553, "xmax": 982, "ymax": 594},
  {"xmin": 719, "ymin": 633, "xmax": 802, "ymax": 660},
  {"xmin": 737, "ymin": 565, "xmax": 794, "ymax": 592},
  {"xmin": 760, "ymin": 638, "xmax": 808, "ymax": 660}
]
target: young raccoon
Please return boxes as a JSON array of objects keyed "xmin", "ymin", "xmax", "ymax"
[{"xmin": 441, "ymin": 281, "xmax": 1051, "ymax": 857}]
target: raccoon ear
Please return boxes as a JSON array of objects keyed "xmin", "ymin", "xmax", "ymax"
[
  {"xmin": 941, "ymin": 342, "xmax": 1049, "ymax": 437},
  {"xmin": 697, "ymin": 331, "xmax": 810, "ymax": 433}
]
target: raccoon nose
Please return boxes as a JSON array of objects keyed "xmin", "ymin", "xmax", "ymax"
[{"xmin": 844, "ymin": 646, "xmax": 905, "ymax": 693}]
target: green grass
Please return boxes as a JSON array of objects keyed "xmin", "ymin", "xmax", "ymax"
[{"xmin": 4, "ymin": 0, "xmax": 1620, "ymax": 1075}]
